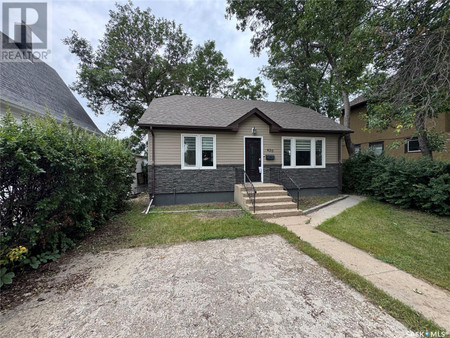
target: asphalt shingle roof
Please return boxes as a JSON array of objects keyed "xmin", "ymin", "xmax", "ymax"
[
  {"xmin": 138, "ymin": 95, "xmax": 351, "ymax": 133},
  {"xmin": 0, "ymin": 33, "xmax": 101, "ymax": 134}
]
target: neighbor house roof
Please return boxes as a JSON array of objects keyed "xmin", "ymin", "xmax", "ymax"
[
  {"xmin": 138, "ymin": 95, "xmax": 352, "ymax": 134},
  {"xmin": 0, "ymin": 32, "xmax": 102, "ymax": 134},
  {"xmin": 349, "ymin": 95, "xmax": 367, "ymax": 109}
]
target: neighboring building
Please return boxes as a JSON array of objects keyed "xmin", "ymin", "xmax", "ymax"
[
  {"xmin": 0, "ymin": 32, "xmax": 101, "ymax": 134},
  {"xmin": 137, "ymin": 95, "xmax": 352, "ymax": 205},
  {"xmin": 341, "ymin": 96, "xmax": 450, "ymax": 161},
  {"xmin": 131, "ymin": 154, "xmax": 148, "ymax": 195}
]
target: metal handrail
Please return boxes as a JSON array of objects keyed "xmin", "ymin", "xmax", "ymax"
[
  {"xmin": 243, "ymin": 171, "xmax": 257, "ymax": 213},
  {"xmin": 277, "ymin": 170, "xmax": 301, "ymax": 210}
]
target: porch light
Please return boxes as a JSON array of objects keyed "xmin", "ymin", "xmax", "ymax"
[{"xmin": 251, "ymin": 127, "xmax": 257, "ymax": 135}]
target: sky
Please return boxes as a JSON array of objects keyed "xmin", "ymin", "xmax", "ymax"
[{"xmin": 36, "ymin": 0, "xmax": 277, "ymax": 136}]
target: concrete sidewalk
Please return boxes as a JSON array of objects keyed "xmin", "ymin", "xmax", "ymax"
[{"xmin": 267, "ymin": 195, "xmax": 450, "ymax": 332}]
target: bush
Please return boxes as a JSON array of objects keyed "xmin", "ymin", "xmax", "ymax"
[
  {"xmin": 343, "ymin": 152, "xmax": 450, "ymax": 216},
  {"xmin": 0, "ymin": 113, "xmax": 135, "ymax": 281}
]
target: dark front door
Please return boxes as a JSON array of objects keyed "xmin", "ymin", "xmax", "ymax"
[{"xmin": 245, "ymin": 138, "xmax": 262, "ymax": 182}]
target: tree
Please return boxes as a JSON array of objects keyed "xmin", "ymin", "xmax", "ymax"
[
  {"xmin": 226, "ymin": 0, "xmax": 377, "ymax": 155},
  {"xmin": 63, "ymin": 1, "xmax": 192, "ymax": 151},
  {"xmin": 224, "ymin": 77, "xmax": 268, "ymax": 100},
  {"xmin": 188, "ymin": 40, "xmax": 234, "ymax": 97},
  {"xmin": 261, "ymin": 45, "xmax": 340, "ymax": 117},
  {"xmin": 65, "ymin": 1, "xmax": 267, "ymax": 152},
  {"xmin": 366, "ymin": 0, "xmax": 450, "ymax": 159}
]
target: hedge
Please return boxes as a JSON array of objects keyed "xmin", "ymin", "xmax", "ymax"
[
  {"xmin": 343, "ymin": 152, "xmax": 450, "ymax": 216},
  {"xmin": 0, "ymin": 113, "xmax": 135, "ymax": 285}
]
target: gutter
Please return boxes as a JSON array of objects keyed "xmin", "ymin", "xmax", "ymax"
[
  {"xmin": 137, "ymin": 123, "xmax": 353, "ymax": 134},
  {"xmin": 150, "ymin": 126, "xmax": 156, "ymax": 199},
  {"xmin": 338, "ymin": 134, "xmax": 343, "ymax": 193}
]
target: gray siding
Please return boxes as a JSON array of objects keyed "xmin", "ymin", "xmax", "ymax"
[{"xmin": 148, "ymin": 164, "xmax": 340, "ymax": 196}]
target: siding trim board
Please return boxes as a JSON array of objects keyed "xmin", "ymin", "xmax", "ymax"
[{"xmin": 229, "ymin": 108, "xmax": 281, "ymax": 132}]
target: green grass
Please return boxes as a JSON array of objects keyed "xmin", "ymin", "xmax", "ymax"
[
  {"xmin": 79, "ymin": 200, "xmax": 446, "ymax": 335},
  {"xmin": 317, "ymin": 199, "xmax": 450, "ymax": 291}
]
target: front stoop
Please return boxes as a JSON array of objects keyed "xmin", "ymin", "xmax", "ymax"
[{"xmin": 234, "ymin": 183, "xmax": 302, "ymax": 219}]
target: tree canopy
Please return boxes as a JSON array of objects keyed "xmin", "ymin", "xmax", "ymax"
[
  {"xmin": 366, "ymin": 0, "xmax": 450, "ymax": 159},
  {"xmin": 225, "ymin": 77, "xmax": 268, "ymax": 100},
  {"xmin": 187, "ymin": 40, "xmax": 234, "ymax": 97},
  {"xmin": 64, "ymin": 1, "xmax": 266, "ymax": 151},
  {"xmin": 226, "ymin": 0, "xmax": 377, "ymax": 155}
]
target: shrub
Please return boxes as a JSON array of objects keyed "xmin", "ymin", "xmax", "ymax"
[
  {"xmin": 343, "ymin": 152, "xmax": 450, "ymax": 216},
  {"xmin": 0, "ymin": 113, "xmax": 135, "ymax": 283}
]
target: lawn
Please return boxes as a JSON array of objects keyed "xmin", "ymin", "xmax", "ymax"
[
  {"xmin": 317, "ymin": 199, "xmax": 450, "ymax": 291},
  {"xmin": 70, "ymin": 199, "xmax": 445, "ymax": 334}
]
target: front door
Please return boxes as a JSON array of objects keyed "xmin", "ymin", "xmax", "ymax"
[{"xmin": 245, "ymin": 138, "xmax": 262, "ymax": 182}]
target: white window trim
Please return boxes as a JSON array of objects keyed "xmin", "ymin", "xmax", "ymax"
[
  {"xmin": 281, "ymin": 136, "xmax": 326, "ymax": 169},
  {"xmin": 406, "ymin": 138, "xmax": 421, "ymax": 153},
  {"xmin": 243, "ymin": 136, "xmax": 264, "ymax": 183},
  {"xmin": 181, "ymin": 134, "xmax": 217, "ymax": 170}
]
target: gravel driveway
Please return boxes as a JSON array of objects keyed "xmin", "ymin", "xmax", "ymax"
[{"xmin": 0, "ymin": 235, "xmax": 410, "ymax": 337}]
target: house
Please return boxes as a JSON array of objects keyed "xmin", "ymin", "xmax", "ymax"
[
  {"xmin": 341, "ymin": 96, "xmax": 450, "ymax": 161},
  {"xmin": 137, "ymin": 95, "xmax": 352, "ymax": 207},
  {"xmin": 0, "ymin": 32, "xmax": 101, "ymax": 134}
]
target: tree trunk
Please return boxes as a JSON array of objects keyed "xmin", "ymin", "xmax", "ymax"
[
  {"xmin": 342, "ymin": 91, "xmax": 355, "ymax": 156},
  {"xmin": 414, "ymin": 113, "xmax": 433, "ymax": 160},
  {"xmin": 323, "ymin": 50, "xmax": 354, "ymax": 156}
]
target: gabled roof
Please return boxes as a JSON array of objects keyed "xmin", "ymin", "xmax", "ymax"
[
  {"xmin": 138, "ymin": 95, "xmax": 352, "ymax": 134},
  {"xmin": 0, "ymin": 33, "xmax": 101, "ymax": 134}
]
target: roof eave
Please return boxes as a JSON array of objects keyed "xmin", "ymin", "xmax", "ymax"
[
  {"xmin": 137, "ymin": 123, "xmax": 352, "ymax": 134},
  {"xmin": 137, "ymin": 123, "xmax": 233, "ymax": 131}
]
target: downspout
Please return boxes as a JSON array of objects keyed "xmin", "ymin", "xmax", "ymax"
[
  {"xmin": 338, "ymin": 134, "xmax": 343, "ymax": 193},
  {"xmin": 150, "ymin": 127, "xmax": 156, "ymax": 199}
]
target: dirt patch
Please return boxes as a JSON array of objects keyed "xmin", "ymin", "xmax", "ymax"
[
  {"xmin": 195, "ymin": 210, "xmax": 243, "ymax": 220},
  {"xmin": 0, "ymin": 257, "xmax": 90, "ymax": 311},
  {"xmin": 0, "ymin": 235, "xmax": 411, "ymax": 337},
  {"xmin": 299, "ymin": 195, "xmax": 340, "ymax": 210}
]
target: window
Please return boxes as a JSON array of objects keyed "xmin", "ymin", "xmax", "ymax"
[
  {"xmin": 282, "ymin": 137, "xmax": 326, "ymax": 168},
  {"xmin": 406, "ymin": 138, "xmax": 420, "ymax": 153},
  {"xmin": 296, "ymin": 139, "xmax": 311, "ymax": 166},
  {"xmin": 369, "ymin": 141, "xmax": 384, "ymax": 155},
  {"xmin": 181, "ymin": 134, "xmax": 216, "ymax": 169},
  {"xmin": 283, "ymin": 138, "xmax": 291, "ymax": 166},
  {"xmin": 354, "ymin": 144, "xmax": 361, "ymax": 154}
]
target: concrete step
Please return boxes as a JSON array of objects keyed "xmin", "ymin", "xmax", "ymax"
[
  {"xmin": 251, "ymin": 202, "xmax": 298, "ymax": 211},
  {"xmin": 254, "ymin": 209, "xmax": 303, "ymax": 219},
  {"xmin": 244, "ymin": 195, "xmax": 293, "ymax": 204},
  {"xmin": 239, "ymin": 184, "xmax": 284, "ymax": 192},
  {"xmin": 251, "ymin": 190, "xmax": 289, "ymax": 197}
]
